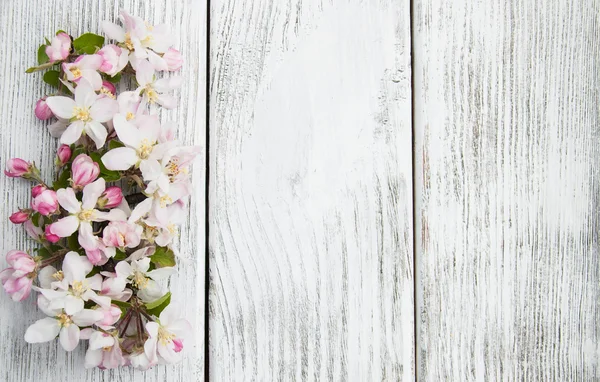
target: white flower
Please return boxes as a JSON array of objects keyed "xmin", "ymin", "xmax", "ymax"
[
  {"xmin": 24, "ymin": 295, "xmax": 103, "ymax": 351},
  {"xmin": 114, "ymin": 257, "xmax": 175, "ymax": 302},
  {"xmin": 36, "ymin": 252, "xmax": 111, "ymax": 315},
  {"xmin": 144, "ymin": 304, "xmax": 192, "ymax": 364},
  {"xmin": 63, "ymin": 55, "xmax": 104, "ymax": 90},
  {"xmin": 84, "ymin": 330, "xmax": 125, "ymax": 369},
  {"xmin": 101, "ymin": 114, "xmax": 175, "ymax": 171},
  {"xmin": 49, "ymin": 179, "xmax": 127, "ymax": 247},
  {"xmin": 45, "ymin": 80, "xmax": 118, "ymax": 148},
  {"xmin": 140, "ymin": 145, "xmax": 201, "ymax": 195},
  {"xmin": 136, "ymin": 59, "xmax": 182, "ymax": 109}
]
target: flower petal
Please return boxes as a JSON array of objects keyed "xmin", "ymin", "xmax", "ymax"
[
  {"xmin": 60, "ymin": 121, "xmax": 85, "ymax": 145},
  {"xmin": 50, "ymin": 215, "xmax": 80, "ymax": 237},
  {"xmin": 146, "ymin": 267, "xmax": 176, "ymax": 281},
  {"xmin": 102, "ymin": 21, "xmax": 126, "ymax": 42},
  {"xmin": 90, "ymin": 97, "xmax": 118, "ymax": 123},
  {"xmin": 72, "ymin": 309, "xmax": 104, "ymax": 327},
  {"xmin": 82, "ymin": 178, "xmax": 106, "ymax": 210},
  {"xmin": 85, "ymin": 121, "xmax": 108, "ymax": 149},
  {"xmin": 24, "ymin": 317, "xmax": 61, "ymax": 343},
  {"xmin": 101, "ymin": 147, "xmax": 139, "ymax": 171},
  {"xmin": 147, "ymin": 50, "xmax": 168, "ymax": 71},
  {"xmin": 75, "ymin": 79, "xmax": 98, "ymax": 107},
  {"xmin": 94, "ymin": 208, "xmax": 127, "ymax": 222},
  {"xmin": 57, "ymin": 188, "xmax": 81, "ymax": 213},
  {"xmin": 78, "ymin": 222, "xmax": 98, "ymax": 251},
  {"xmin": 46, "ymin": 96, "xmax": 75, "ymax": 119},
  {"xmin": 89, "ymin": 330, "xmax": 114, "ymax": 350},
  {"xmin": 144, "ymin": 336, "xmax": 158, "ymax": 363},
  {"xmin": 59, "ymin": 324, "xmax": 80, "ymax": 351},
  {"xmin": 63, "ymin": 251, "xmax": 93, "ymax": 282},
  {"xmin": 113, "ymin": 113, "xmax": 142, "ymax": 148},
  {"xmin": 63, "ymin": 294, "xmax": 85, "ymax": 315},
  {"xmin": 136, "ymin": 59, "xmax": 154, "ymax": 86},
  {"xmin": 84, "ymin": 348, "xmax": 103, "ymax": 369}
]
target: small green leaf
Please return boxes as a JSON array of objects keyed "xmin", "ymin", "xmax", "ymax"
[
  {"xmin": 106, "ymin": 72, "xmax": 122, "ymax": 83},
  {"xmin": 114, "ymin": 249, "xmax": 127, "ymax": 261},
  {"xmin": 145, "ymin": 292, "xmax": 171, "ymax": 317},
  {"xmin": 56, "ymin": 30, "xmax": 67, "ymax": 36},
  {"xmin": 37, "ymin": 45, "xmax": 49, "ymax": 65},
  {"xmin": 43, "ymin": 70, "xmax": 60, "ymax": 88},
  {"xmin": 108, "ymin": 140, "xmax": 125, "ymax": 150},
  {"xmin": 37, "ymin": 248, "xmax": 51, "ymax": 259},
  {"xmin": 53, "ymin": 167, "xmax": 71, "ymax": 190},
  {"xmin": 45, "ymin": 37, "xmax": 51, "ymax": 45},
  {"xmin": 31, "ymin": 212, "xmax": 42, "ymax": 227},
  {"xmin": 73, "ymin": 33, "xmax": 105, "ymax": 54},
  {"xmin": 150, "ymin": 246, "xmax": 176, "ymax": 268},
  {"xmin": 67, "ymin": 233, "xmax": 80, "ymax": 251}
]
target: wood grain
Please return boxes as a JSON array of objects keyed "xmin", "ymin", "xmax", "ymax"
[
  {"xmin": 414, "ymin": 0, "xmax": 600, "ymax": 380},
  {"xmin": 209, "ymin": 0, "xmax": 414, "ymax": 380},
  {"xmin": 0, "ymin": 0, "xmax": 205, "ymax": 380}
]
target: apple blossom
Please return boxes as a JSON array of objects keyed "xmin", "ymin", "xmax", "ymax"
[
  {"xmin": 9, "ymin": 209, "xmax": 30, "ymax": 224},
  {"xmin": 144, "ymin": 304, "xmax": 191, "ymax": 364},
  {"xmin": 97, "ymin": 186, "xmax": 123, "ymax": 209},
  {"xmin": 56, "ymin": 144, "xmax": 72, "ymax": 166},
  {"xmin": 63, "ymin": 54, "xmax": 104, "ymax": 90},
  {"xmin": 4, "ymin": 158, "xmax": 31, "ymax": 178},
  {"xmin": 35, "ymin": 97, "xmax": 54, "ymax": 120},
  {"xmin": 45, "ymin": 32, "xmax": 71, "ymax": 62},
  {"xmin": 45, "ymin": 80, "xmax": 118, "ymax": 148},
  {"xmin": 163, "ymin": 48, "xmax": 183, "ymax": 71},
  {"xmin": 71, "ymin": 154, "xmax": 100, "ymax": 189},
  {"xmin": 85, "ymin": 330, "xmax": 125, "ymax": 369},
  {"xmin": 44, "ymin": 225, "xmax": 60, "ymax": 243},
  {"xmin": 31, "ymin": 189, "xmax": 59, "ymax": 215},
  {"xmin": 98, "ymin": 44, "xmax": 129, "ymax": 77},
  {"xmin": 102, "ymin": 221, "xmax": 142, "ymax": 249},
  {"xmin": 95, "ymin": 304, "xmax": 122, "ymax": 330},
  {"xmin": 0, "ymin": 250, "xmax": 37, "ymax": 301},
  {"xmin": 114, "ymin": 257, "xmax": 175, "ymax": 302},
  {"xmin": 136, "ymin": 60, "xmax": 182, "ymax": 109}
]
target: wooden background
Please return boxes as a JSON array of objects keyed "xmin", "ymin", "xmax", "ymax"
[{"xmin": 1, "ymin": 0, "xmax": 598, "ymax": 381}]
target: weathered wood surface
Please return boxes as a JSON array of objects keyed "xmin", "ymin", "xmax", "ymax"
[
  {"xmin": 0, "ymin": 0, "xmax": 205, "ymax": 381},
  {"xmin": 209, "ymin": 0, "xmax": 414, "ymax": 380},
  {"xmin": 414, "ymin": 0, "xmax": 600, "ymax": 380}
]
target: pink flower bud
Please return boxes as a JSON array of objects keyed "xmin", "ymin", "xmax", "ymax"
[
  {"xmin": 163, "ymin": 48, "xmax": 183, "ymax": 71},
  {"xmin": 31, "ymin": 189, "xmax": 59, "ymax": 216},
  {"xmin": 97, "ymin": 304, "xmax": 122, "ymax": 329},
  {"xmin": 44, "ymin": 225, "xmax": 60, "ymax": 243},
  {"xmin": 5, "ymin": 250, "xmax": 36, "ymax": 275},
  {"xmin": 101, "ymin": 81, "xmax": 116, "ymax": 95},
  {"xmin": 0, "ymin": 250, "xmax": 36, "ymax": 301},
  {"xmin": 9, "ymin": 210, "xmax": 30, "ymax": 224},
  {"xmin": 4, "ymin": 158, "xmax": 31, "ymax": 178},
  {"xmin": 34, "ymin": 97, "xmax": 54, "ymax": 120},
  {"xmin": 98, "ymin": 44, "xmax": 128, "ymax": 76},
  {"xmin": 71, "ymin": 154, "xmax": 99, "ymax": 189},
  {"xmin": 97, "ymin": 186, "xmax": 123, "ymax": 209},
  {"xmin": 31, "ymin": 184, "xmax": 47, "ymax": 198},
  {"xmin": 56, "ymin": 144, "xmax": 71, "ymax": 166},
  {"xmin": 45, "ymin": 32, "xmax": 71, "ymax": 63}
]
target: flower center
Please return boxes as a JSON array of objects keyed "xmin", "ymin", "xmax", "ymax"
[
  {"xmin": 100, "ymin": 87, "xmax": 115, "ymax": 99},
  {"xmin": 159, "ymin": 195, "xmax": 173, "ymax": 208},
  {"xmin": 69, "ymin": 67, "xmax": 82, "ymax": 79},
  {"xmin": 73, "ymin": 106, "xmax": 92, "ymax": 122},
  {"xmin": 167, "ymin": 223, "xmax": 177, "ymax": 235},
  {"xmin": 57, "ymin": 313, "xmax": 73, "ymax": 327},
  {"xmin": 52, "ymin": 270, "xmax": 64, "ymax": 281},
  {"xmin": 166, "ymin": 159, "xmax": 180, "ymax": 181},
  {"xmin": 124, "ymin": 33, "xmax": 134, "ymax": 50},
  {"xmin": 145, "ymin": 86, "xmax": 158, "ymax": 104},
  {"xmin": 157, "ymin": 326, "xmax": 176, "ymax": 346},
  {"xmin": 126, "ymin": 112, "xmax": 135, "ymax": 121},
  {"xmin": 71, "ymin": 280, "xmax": 89, "ymax": 297},
  {"xmin": 78, "ymin": 209, "xmax": 95, "ymax": 221},
  {"xmin": 138, "ymin": 139, "xmax": 154, "ymax": 159},
  {"xmin": 132, "ymin": 271, "xmax": 149, "ymax": 289}
]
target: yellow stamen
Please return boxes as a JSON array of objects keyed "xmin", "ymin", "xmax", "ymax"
[
  {"xmin": 71, "ymin": 280, "xmax": 88, "ymax": 297},
  {"xmin": 159, "ymin": 195, "xmax": 173, "ymax": 208},
  {"xmin": 52, "ymin": 270, "xmax": 64, "ymax": 281},
  {"xmin": 57, "ymin": 313, "xmax": 73, "ymax": 327},
  {"xmin": 124, "ymin": 32, "xmax": 134, "ymax": 50},
  {"xmin": 145, "ymin": 87, "xmax": 158, "ymax": 104},
  {"xmin": 132, "ymin": 271, "xmax": 149, "ymax": 289},
  {"xmin": 158, "ymin": 327, "xmax": 176, "ymax": 345},
  {"xmin": 100, "ymin": 87, "xmax": 116, "ymax": 99},
  {"xmin": 69, "ymin": 67, "xmax": 82, "ymax": 79},
  {"xmin": 78, "ymin": 209, "xmax": 95, "ymax": 221},
  {"xmin": 126, "ymin": 112, "xmax": 135, "ymax": 121},
  {"xmin": 138, "ymin": 139, "xmax": 154, "ymax": 159},
  {"xmin": 73, "ymin": 107, "xmax": 92, "ymax": 122}
]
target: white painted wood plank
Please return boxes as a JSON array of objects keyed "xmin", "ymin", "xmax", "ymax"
[
  {"xmin": 0, "ymin": 0, "xmax": 205, "ymax": 380},
  {"xmin": 209, "ymin": 0, "xmax": 413, "ymax": 380},
  {"xmin": 414, "ymin": 0, "xmax": 600, "ymax": 380}
]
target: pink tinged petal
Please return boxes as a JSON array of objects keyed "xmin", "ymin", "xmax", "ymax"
[
  {"xmin": 158, "ymin": 341, "xmax": 181, "ymax": 363},
  {"xmin": 145, "ymin": 322, "xmax": 159, "ymax": 338},
  {"xmin": 147, "ymin": 50, "xmax": 168, "ymax": 71},
  {"xmin": 94, "ymin": 208, "xmax": 127, "ymax": 222},
  {"xmin": 60, "ymin": 121, "xmax": 85, "ymax": 145},
  {"xmin": 82, "ymin": 178, "xmax": 106, "ymax": 209},
  {"xmin": 63, "ymin": 294, "xmax": 85, "ymax": 315},
  {"xmin": 74, "ymin": 79, "xmax": 98, "ymax": 107},
  {"xmin": 85, "ymin": 121, "xmax": 108, "ymax": 149},
  {"xmin": 57, "ymin": 188, "xmax": 81, "ymax": 213},
  {"xmin": 85, "ymin": 348, "xmax": 103, "ymax": 369},
  {"xmin": 78, "ymin": 54, "xmax": 103, "ymax": 70},
  {"xmin": 72, "ymin": 309, "xmax": 104, "ymax": 327},
  {"xmin": 101, "ymin": 147, "xmax": 139, "ymax": 171},
  {"xmin": 102, "ymin": 21, "xmax": 126, "ymax": 41},
  {"xmin": 50, "ymin": 216, "xmax": 80, "ymax": 237},
  {"xmin": 78, "ymin": 222, "xmax": 98, "ymax": 251},
  {"xmin": 89, "ymin": 331, "xmax": 114, "ymax": 350},
  {"xmin": 173, "ymin": 338, "xmax": 184, "ymax": 352},
  {"xmin": 60, "ymin": 324, "xmax": 80, "ymax": 351},
  {"xmin": 113, "ymin": 113, "xmax": 142, "ymax": 148},
  {"xmin": 87, "ymin": 274, "xmax": 103, "ymax": 290},
  {"xmin": 90, "ymin": 98, "xmax": 118, "ymax": 122},
  {"xmin": 89, "ymin": 293, "xmax": 112, "ymax": 308},
  {"xmin": 46, "ymin": 96, "xmax": 76, "ymax": 119},
  {"xmin": 144, "ymin": 337, "xmax": 159, "ymax": 363},
  {"xmin": 81, "ymin": 70, "xmax": 103, "ymax": 90},
  {"xmin": 136, "ymin": 59, "xmax": 155, "ymax": 86},
  {"xmin": 24, "ymin": 317, "xmax": 61, "ymax": 343},
  {"xmin": 63, "ymin": 251, "xmax": 93, "ymax": 282}
]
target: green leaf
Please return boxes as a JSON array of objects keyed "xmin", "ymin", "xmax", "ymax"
[
  {"xmin": 26, "ymin": 61, "xmax": 57, "ymax": 73},
  {"xmin": 53, "ymin": 167, "xmax": 71, "ymax": 190},
  {"xmin": 89, "ymin": 152, "xmax": 120, "ymax": 182},
  {"xmin": 106, "ymin": 72, "xmax": 122, "ymax": 83},
  {"xmin": 31, "ymin": 212, "xmax": 41, "ymax": 227},
  {"xmin": 150, "ymin": 246, "xmax": 176, "ymax": 268},
  {"xmin": 145, "ymin": 292, "xmax": 171, "ymax": 317},
  {"xmin": 56, "ymin": 30, "xmax": 67, "ymax": 36},
  {"xmin": 37, "ymin": 248, "xmax": 51, "ymax": 259},
  {"xmin": 43, "ymin": 70, "xmax": 60, "ymax": 88},
  {"xmin": 114, "ymin": 249, "xmax": 127, "ymax": 261},
  {"xmin": 73, "ymin": 33, "xmax": 105, "ymax": 54},
  {"xmin": 67, "ymin": 233, "xmax": 80, "ymax": 251},
  {"xmin": 45, "ymin": 37, "xmax": 51, "ymax": 45},
  {"xmin": 86, "ymin": 267, "xmax": 100, "ymax": 277},
  {"xmin": 37, "ymin": 45, "xmax": 49, "ymax": 65},
  {"xmin": 108, "ymin": 140, "xmax": 125, "ymax": 150}
]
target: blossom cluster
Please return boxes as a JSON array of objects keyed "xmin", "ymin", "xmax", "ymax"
[{"xmin": 2, "ymin": 11, "xmax": 197, "ymax": 370}]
